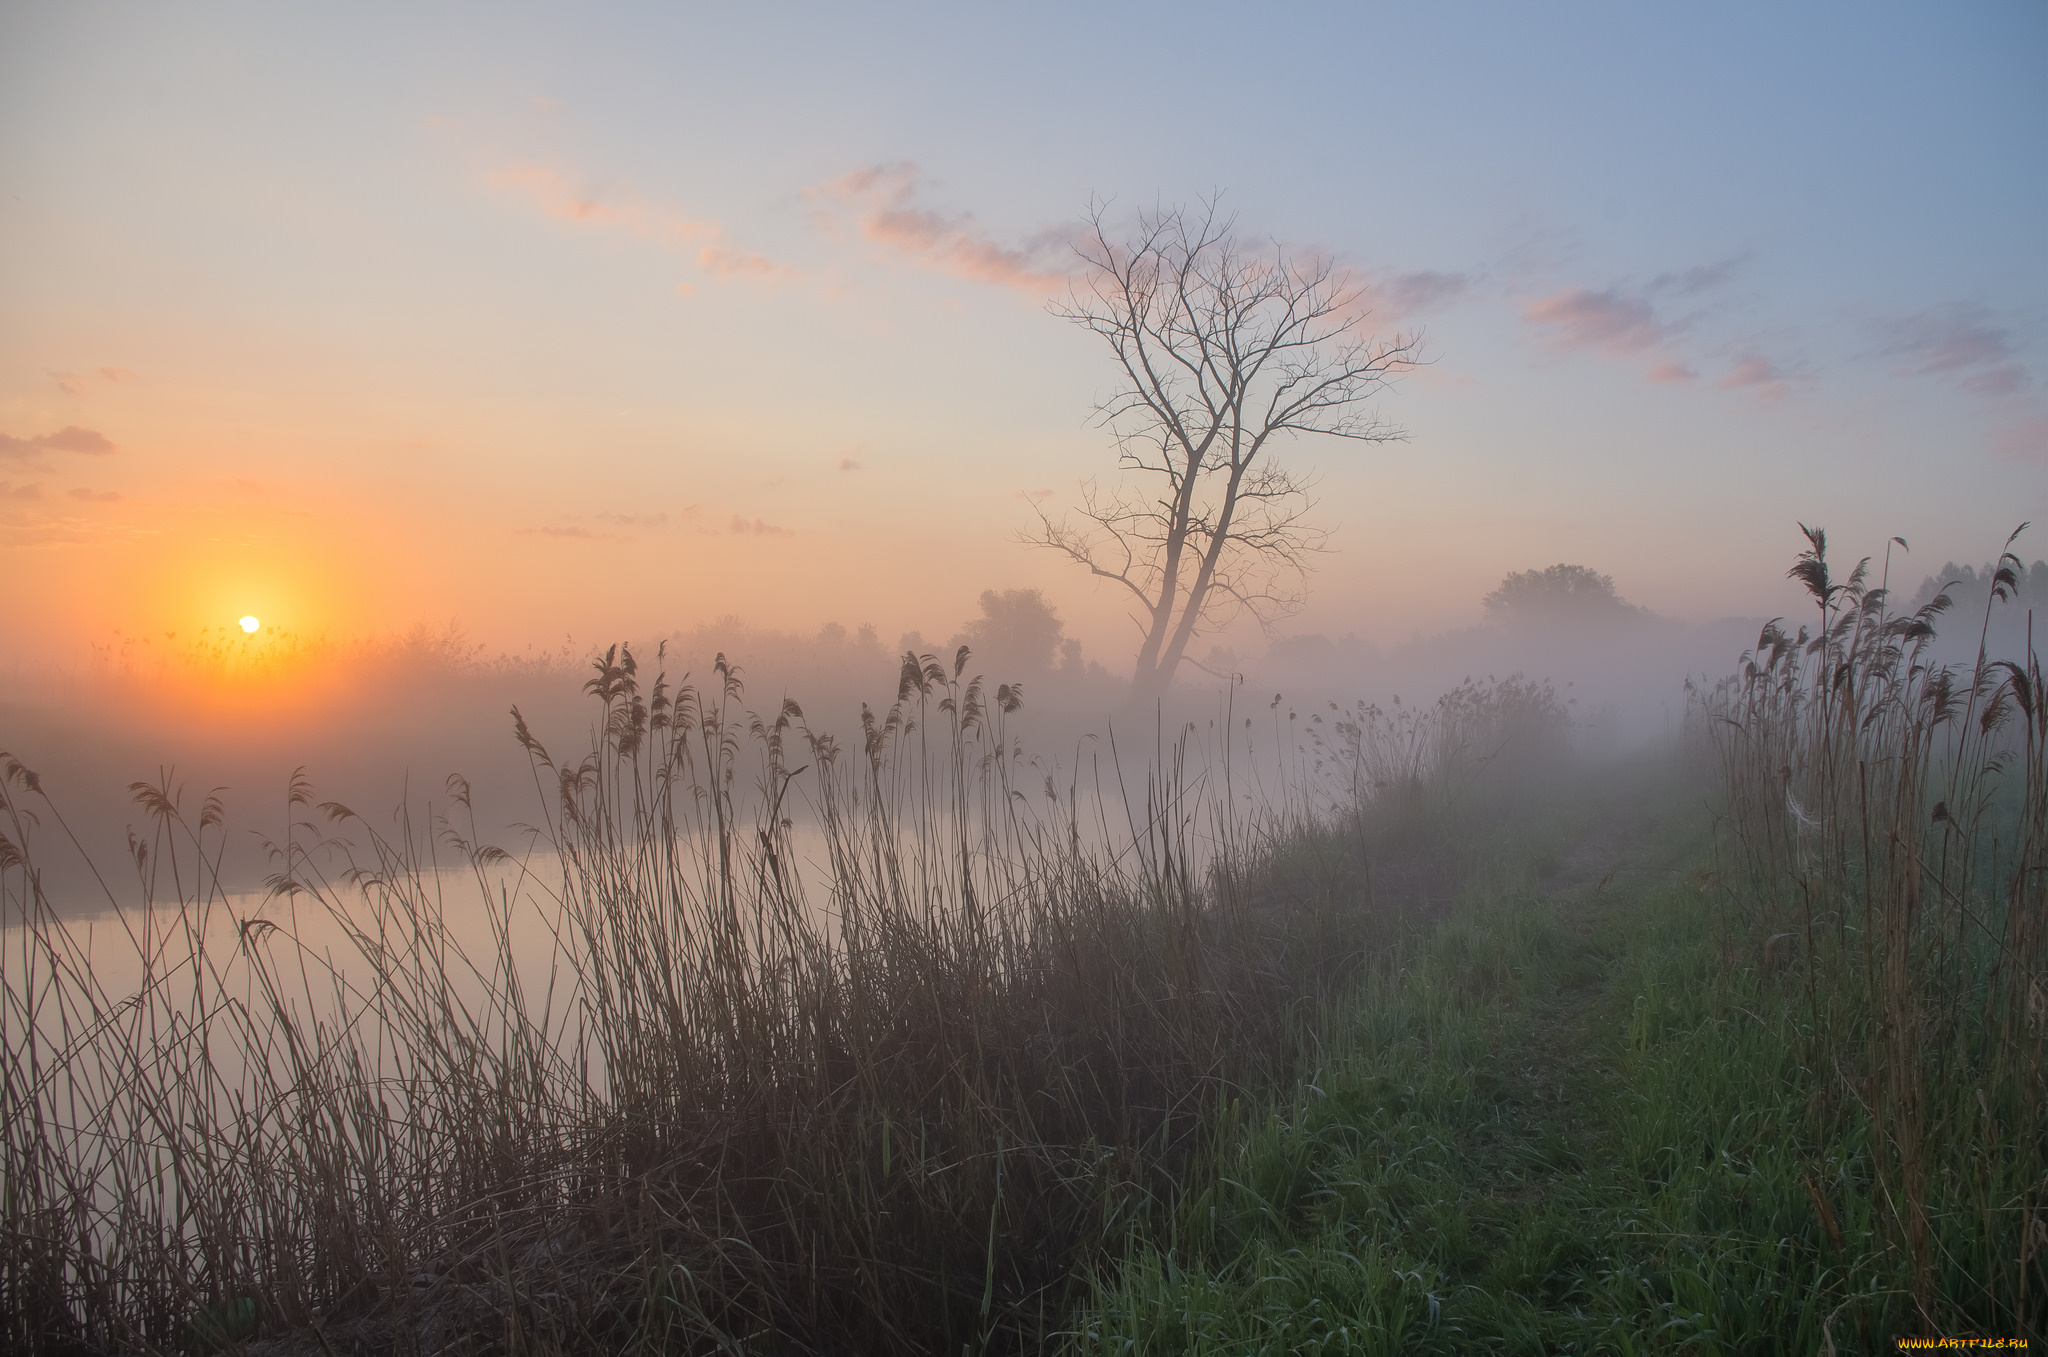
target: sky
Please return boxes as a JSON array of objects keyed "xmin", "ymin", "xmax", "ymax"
[{"xmin": 3, "ymin": 0, "xmax": 2044, "ymax": 678}]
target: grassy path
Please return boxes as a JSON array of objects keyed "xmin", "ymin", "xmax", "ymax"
[{"xmin": 1069, "ymin": 784, "xmax": 1934, "ymax": 1354}]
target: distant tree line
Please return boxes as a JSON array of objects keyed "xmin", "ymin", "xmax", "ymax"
[{"xmin": 1483, "ymin": 564, "xmax": 1649, "ymax": 631}]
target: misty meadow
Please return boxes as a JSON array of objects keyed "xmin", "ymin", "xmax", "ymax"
[{"xmin": 5, "ymin": 4, "xmax": 2045, "ymax": 1354}]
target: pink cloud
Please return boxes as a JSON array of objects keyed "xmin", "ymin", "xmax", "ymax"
[
  {"xmin": 837, "ymin": 456, "xmax": 862, "ymax": 472},
  {"xmin": 1993, "ymin": 415, "xmax": 2048, "ymax": 466},
  {"xmin": 1962, "ymin": 367, "xmax": 2027, "ymax": 398},
  {"xmin": 698, "ymin": 245, "xmax": 798, "ymax": 284},
  {"xmin": 0, "ymin": 425, "xmax": 116, "ymax": 459},
  {"xmin": 727, "ymin": 515, "xmax": 791, "ymax": 537},
  {"xmin": 488, "ymin": 162, "xmax": 711, "ymax": 242},
  {"xmin": 489, "ymin": 162, "xmax": 796, "ymax": 285},
  {"xmin": 1718, "ymin": 354, "xmax": 1798, "ymax": 400},
  {"xmin": 1369, "ymin": 270, "xmax": 1468, "ymax": 319},
  {"xmin": 1875, "ymin": 306, "xmax": 2031, "ymax": 400},
  {"xmin": 67, "ymin": 487, "xmax": 120, "ymax": 502},
  {"xmin": 1524, "ymin": 268, "xmax": 1798, "ymax": 400},
  {"xmin": 806, "ymin": 163, "xmax": 1072, "ymax": 296},
  {"xmin": 1, "ymin": 481, "xmax": 43, "ymax": 501},
  {"xmin": 1525, "ymin": 287, "xmax": 1666, "ymax": 357}
]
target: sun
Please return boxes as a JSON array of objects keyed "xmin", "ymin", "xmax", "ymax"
[{"xmin": 239, "ymin": 615, "xmax": 261, "ymax": 634}]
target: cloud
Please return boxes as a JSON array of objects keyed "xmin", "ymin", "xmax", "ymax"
[
  {"xmin": 1525, "ymin": 287, "xmax": 1667, "ymax": 357},
  {"xmin": 1647, "ymin": 259, "xmax": 1741, "ymax": 297},
  {"xmin": 727, "ymin": 515, "xmax": 791, "ymax": 536},
  {"xmin": 489, "ymin": 161, "xmax": 797, "ymax": 285},
  {"xmin": 68, "ymin": 487, "xmax": 121, "ymax": 502},
  {"xmin": 806, "ymin": 163, "xmax": 1072, "ymax": 296},
  {"xmin": 488, "ymin": 162, "xmax": 711, "ymax": 241},
  {"xmin": 50, "ymin": 367, "xmax": 139, "ymax": 397},
  {"xmin": 516, "ymin": 524, "xmax": 607, "ymax": 540},
  {"xmin": 837, "ymin": 457, "xmax": 862, "ymax": 472},
  {"xmin": 698, "ymin": 245, "xmax": 797, "ymax": 284},
  {"xmin": 1874, "ymin": 306, "xmax": 2030, "ymax": 399},
  {"xmin": 1, "ymin": 481, "xmax": 43, "ymax": 501},
  {"xmin": 1368, "ymin": 270, "xmax": 1468, "ymax": 319},
  {"xmin": 0, "ymin": 425, "xmax": 116, "ymax": 459},
  {"xmin": 1718, "ymin": 354, "xmax": 1796, "ymax": 399},
  {"xmin": 1993, "ymin": 415, "xmax": 2048, "ymax": 466},
  {"xmin": 44, "ymin": 426, "xmax": 115, "ymax": 454},
  {"xmin": 517, "ymin": 509, "xmax": 692, "ymax": 541},
  {"xmin": 1523, "ymin": 266, "xmax": 1797, "ymax": 399}
]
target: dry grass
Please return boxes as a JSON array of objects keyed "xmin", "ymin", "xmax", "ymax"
[{"xmin": 0, "ymin": 642, "xmax": 1560, "ymax": 1354}]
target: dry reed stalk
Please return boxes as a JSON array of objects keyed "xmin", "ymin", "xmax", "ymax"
[
  {"xmin": 1694, "ymin": 523, "xmax": 2045, "ymax": 1331},
  {"xmin": 1, "ymin": 644, "xmax": 1557, "ymax": 1353}
]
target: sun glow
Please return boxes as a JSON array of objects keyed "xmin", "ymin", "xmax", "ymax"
[{"xmin": 240, "ymin": 616, "xmax": 261, "ymax": 633}]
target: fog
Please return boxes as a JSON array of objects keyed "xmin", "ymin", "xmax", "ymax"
[{"xmin": 4, "ymin": 552, "xmax": 2041, "ymax": 915}]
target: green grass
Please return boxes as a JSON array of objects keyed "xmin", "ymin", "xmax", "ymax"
[
  {"xmin": 1071, "ymin": 778, "xmax": 2039, "ymax": 1354},
  {"xmin": 7, "ymin": 613, "xmax": 2040, "ymax": 1352}
]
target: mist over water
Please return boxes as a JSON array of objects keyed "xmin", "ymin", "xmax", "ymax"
[{"xmin": 7, "ymin": 547, "xmax": 2041, "ymax": 915}]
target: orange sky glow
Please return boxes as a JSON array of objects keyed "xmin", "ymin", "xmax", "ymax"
[{"xmin": 3, "ymin": 2, "xmax": 2042, "ymax": 720}]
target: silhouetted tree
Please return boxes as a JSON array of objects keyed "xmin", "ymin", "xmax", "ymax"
[
  {"xmin": 1483, "ymin": 564, "xmax": 1645, "ymax": 629},
  {"xmin": 1029, "ymin": 198, "xmax": 1418, "ymax": 702},
  {"xmin": 959, "ymin": 588, "xmax": 1066, "ymax": 676}
]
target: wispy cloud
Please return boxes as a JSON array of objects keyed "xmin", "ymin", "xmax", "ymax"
[
  {"xmin": 727, "ymin": 515, "xmax": 791, "ymax": 537},
  {"xmin": 68, "ymin": 487, "xmax": 121, "ymax": 502},
  {"xmin": 596, "ymin": 510, "xmax": 673, "ymax": 529},
  {"xmin": 489, "ymin": 161, "xmax": 798, "ymax": 285},
  {"xmin": 49, "ymin": 367, "xmax": 139, "ymax": 397},
  {"xmin": 1365, "ymin": 269, "xmax": 1469, "ymax": 320},
  {"xmin": 516, "ymin": 524, "xmax": 609, "ymax": 541},
  {"xmin": 489, "ymin": 162, "xmax": 712, "ymax": 241},
  {"xmin": 697, "ymin": 245, "xmax": 792, "ymax": 283},
  {"xmin": 1873, "ymin": 306, "xmax": 2030, "ymax": 398},
  {"xmin": 1718, "ymin": 354, "xmax": 1796, "ymax": 400},
  {"xmin": 1993, "ymin": 415, "xmax": 2048, "ymax": 466},
  {"xmin": 1647, "ymin": 260, "xmax": 1740, "ymax": 297},
  {"xmin": 518, "ymin": 507, "xmax": 695, "ymax": 541},
  {"xmin": 806, "ymin": 163, "xmax": 1072, "ymax": 296},
  {"xmin": 837, "ymin": 456, "xmax": 862, "ymax": 472},
  {"xmin": 1522, "ymin": 262, "xmax": 1800, "ymax": 398},
  {"xmin": 0, "ymin": 425, "xmax": 117, "ymax": 460},
  {"xmin": 1524, "ymin": 286, "xmax": 1667, "ymax": 358},
  {"xmin": 1, "ymin": 481, "xmax": 43, "ymax": 501}
]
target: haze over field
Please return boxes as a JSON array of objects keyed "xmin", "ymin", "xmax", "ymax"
[
  {"xmin": 3, "ymin": 0, "xmax": 2044, "ymax": 846},
  {"xmin": 7, "ymin": 8, "xmax": 2048, "ymax": 1349}
]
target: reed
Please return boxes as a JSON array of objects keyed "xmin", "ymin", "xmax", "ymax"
[
  {"xmin": 0, "ymin": 645, "xmax": 1550, "ymax": 1353},
  {"xmin": 1692, "ymin": 524, "xmax": 2046, "ymax": 1330}
]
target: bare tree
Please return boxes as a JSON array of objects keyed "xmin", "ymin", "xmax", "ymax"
[{"xmin": 1029, "ymin": 199, "xmax": 1419, "ymax": 702}]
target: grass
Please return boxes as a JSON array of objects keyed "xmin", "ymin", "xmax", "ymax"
[
  {"xmin": 2, "ymin": 523, "xmax": 2042, "ymax": 1353},
  {"xmin": 0, "ymin": 645, "xmax": 1565, "ymax": 1354},
  {"xmin": 1073, "ymin": 525, "xmax": 2047, "ymax": 1354},
  {"xmin": 1072, "ymin": 770, "xmax": 2041, "ymax": 1351}
]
